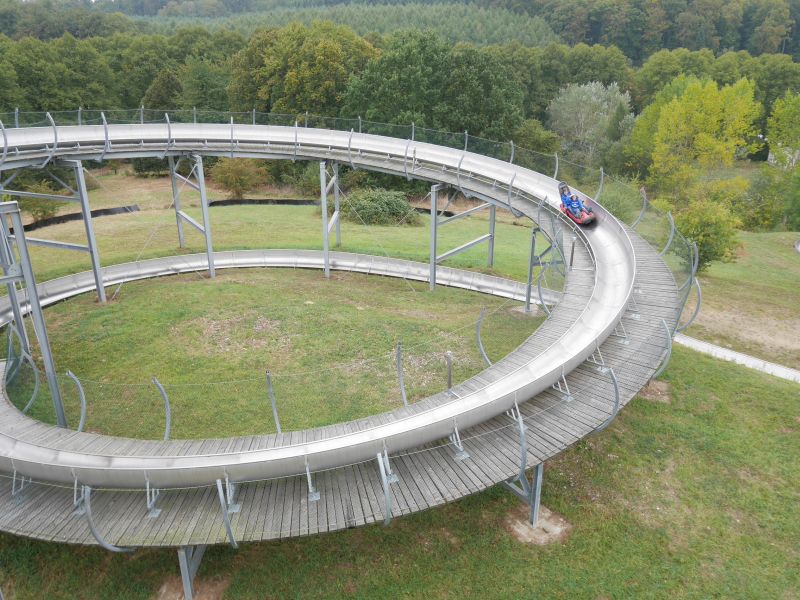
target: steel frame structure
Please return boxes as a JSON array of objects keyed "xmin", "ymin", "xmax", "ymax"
[{"xmin": 0, "ymin": 118, "xmax": 692, "ymax": 599}]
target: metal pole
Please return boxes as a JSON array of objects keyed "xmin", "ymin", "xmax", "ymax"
[
  {"xmin": 152, "ymin": 377, "xmax": 171, "ymax": 441},
  {"xmin": 463, "ymin": 130, "xmax": 468, "ymax": 151},
  {"xmin": 192, "ymin": 107, "xmax": 197, "ymax": 124},
  {"xmin": 193, "ymin": 155, "xmax": 215, "ymax": 278},
  {"xmin": 529, "ymin": 462, "xmax": 543, "ymax": 525},
  {"xmin": 333, "ymin": 162, "xmax": 341, "ymax": 247},
  {"xmin": 487, "ymin": 204, "xmax": 496, "ymax": 267},
  {"xmin": 77, "ymin": 107, "xmax": 82, "ymax": 126},
  {"xmin": 429, "ymin": 185, "xmax": 438, "ymax": 291},
  {"xmin": 411, "ymin": 122, "xmax": 415, "ymax": 141},
  {"xmin": 525, "ymin": 227, "xmax": 537, "ymax": 313},
  {"xmin": 66, "ymin": 370, "xmax": 87, "ymax": 433},
  {"xmin": 72, "ymin": 162, "xmax": 106, "ymax": 303},
  {"xmin": 319, "ymin": 161, "xmax": 330, "ymax": 278},
  {"xmin": 476, "ymin": 308, "xmax": 491, "ymax": 367},
  {"xmin": 265, "ymin": 370, "xmax": 281, "ymax": 433},
  {"xmin": 569, "ymin": 235, "xmax": 576, "ymax": 270},
  {"xmin": 0, "ymin": 223, "xmax": 31, "ymax": 352},
  {"xmin": 139, "ymin": 105, "xmax": 144, "ymax": 124},
  {"xmin": 8, "ymin": 208, "xmax": 66, "ymax": 427},
  {"xmin": 168, "ymin": 156, "xmax": 185, "ymax": 248},
  {"xmin": 14, "ymin": 107, "xmax": 19, "ymax": 128},
  {"xmin": 253, "ymin": 108, "xmax": 257, "ymax": 126}
]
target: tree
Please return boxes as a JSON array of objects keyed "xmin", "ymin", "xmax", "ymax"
[
  {"xmin": 648, "ymin": 78, "xmax": 762, "ymax": 198},
  {"xmin": 546, "ymin": 81, "xmax": 633, "ymax": 167},
  {"xmin": 768, "ymin": 91, "xmax": 800, "ymax": 168},
  {"xmin": 675, "ymin": 198, "xmax": 742, "ymax": 270},
  {"xmin": 228, "ymin": 22, "xmax": 377, "ymax": 115},
  {"xmin": 343, "ymin": 30, "xmax": 524, "ymax": 139},
  {"xmin": 179, "ymin": 57, "xmax": 230, "ymax": 111},
  {"xmin": 512, "ymin": 119, "xmax": 560, "ymax": 154},
  {"xmin": 210, "ymin": 158, "xmax": 267, "ymax": 199},
  {"xmin": 142, "ymin": 68, "xmax": 182, "ymax": 110}
]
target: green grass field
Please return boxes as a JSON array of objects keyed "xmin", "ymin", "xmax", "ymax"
[
  {"xmin": 14, "ymin": 269, "xmax": 542, "ymax": 439},
  {"xmin": 1, "ymin": 346, "xmax": 797, "ymax": 599},
  {"xmin": 688, "ymin": 230, "xmax": 800, "ymax": 369}
]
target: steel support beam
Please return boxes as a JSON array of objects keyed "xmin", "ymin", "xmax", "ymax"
[
  {"xmin": 169, "ymin": 155, "xmax": 214, "ymax": 277},
  {"xmin": 0, "ymin": 161, "xmax": 106, "ymax": 302},
  {"xmin": 0, "ymin": 203, "xmax": 65, "ymax": 426},
  {"xmin": 429, "ymin": 184, "xmax": 495, "ymax": 288},
  {"xmin": 178, "ymin": 545, "xmax": 207, "ymax": 600},
  {"xmin": 319, "ymin": 161, "xmax": 341, "ymax": 278}
]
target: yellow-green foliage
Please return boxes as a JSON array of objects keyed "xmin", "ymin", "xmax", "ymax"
[
  {"xmin": 649, "ymin": 78, "xmax": 762, "ymax": 198},
  {"xmin": 767, "ymin": 90, "xmax": 800, "ymax": 169},
  {"xmin": 210, "ymin": 158, "xmax": 268, "ymax": 199}
]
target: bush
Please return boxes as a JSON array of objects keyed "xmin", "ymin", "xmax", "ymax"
[
  {"xmin": 132, "ymin": 157, "xmax": 169, "ymax": 177},
  {"xmin": 4, "ymin": 181, "xmax": 67, "ymax": 222},
  {"xmin": 210, "ymin": 158, "xmax": 268, "ymax": 199},
  {"xmin": 676, "ymin": 200, "xmax": 742, "ymax": 271},
  {"xmin": 339, "ymin": 188, "xmax": 421, "ymax": 226}
]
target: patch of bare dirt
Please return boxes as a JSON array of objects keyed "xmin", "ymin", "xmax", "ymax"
[
  {"xmin": 638, "ymin": 380, "xmax": 672, "ymax": 404},
  {"xmin": 154, "ymin": 575, "xmax": 230, "ymax": 600},
  {"xmin": 176, "ymin": 314, "xmax": 292, "ymax": 357},
  {"xmin": 694, "ymin": 304, "xmax": 800, "ymax": 362},
  {"xmin": 504, "ymin": 503, "xmax": 572, "ymax": 545}
]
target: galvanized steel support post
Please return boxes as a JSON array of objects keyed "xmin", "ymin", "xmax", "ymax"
[
  {"xmin": 71, "ymin": 161, "xmax": 106, "ymax": 303},
  {"xmin": 332, "ymin": 162, "xmax": 341, "ymax": 247},
  {"xmin": 215, "ymin": 479, "xmax": 239, "ymax": 548},
  {"xmin": 529, "ymin": 462, "xmax": 543, "ymax": 526},
  {"xmin": 168, "ymin": 156, "xmax": 186, "ymax": 248},
  {"xmin": 319, "ymin": 161, "xmax": 331, "ymax": 278},
  {"xmin": 265, "ymin": 370, "xmax": 281, "ymax": 433},
  {"xmin": 396, "ymin": 342, "xmax": 408, "ymax": 406},
  {"xmin": 487, "ymin": 204, "xmax": 496, "ymax": 267},
  {"xmin": 195, "ymin": 155, "xmax": 214, "ymax": 278},
  {"xmin": 169, "ymin": 155, "xmax": 214, "ymax": 277},
  {"xmin": 178, "ymin": 545, "xmax": 207, "ymax": 600},
  {"xmin": 429, "ymin": 184, "xmax": 441, "ymax": 291},
  {"xmin": 0, "ymin": 204, "xmax": 66, "ymax": 427},
  {"xmin": 524, "ymin": 226, "xmax": 538, "ymax": 313}
]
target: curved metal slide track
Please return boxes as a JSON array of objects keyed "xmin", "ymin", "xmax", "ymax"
[{"xmin": 0, "ymin": 124, "xmax": 685, "ymax": 553}]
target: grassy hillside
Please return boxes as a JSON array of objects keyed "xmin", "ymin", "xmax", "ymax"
[{"xmin": 689, "ymin": 230, "xmax": 800, "ymax": 370}]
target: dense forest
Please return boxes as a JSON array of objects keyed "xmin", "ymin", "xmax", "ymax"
[{"xmin": 0, "ymin": 0, "xmax": 798, "ymax": 266}]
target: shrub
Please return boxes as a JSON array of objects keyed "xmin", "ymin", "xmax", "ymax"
[
  {"xmin": 4, "ymin": 181, "xmax": 67, "ymax": 222},
  {"xmin": 210, "ymin": 158, "xmax": 268, "ymax": 199},
  {"xmin": 339, "ymin": 188, "xmax": 421, "ymax": 226},
  {"xmin": 676, "ymin": 200, "xmax": 742, "ymax": 271}
]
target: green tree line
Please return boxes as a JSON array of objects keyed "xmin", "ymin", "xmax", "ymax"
[{"xmin": 0, "ymin": 17, "xmax": 797, "ymax": 266}]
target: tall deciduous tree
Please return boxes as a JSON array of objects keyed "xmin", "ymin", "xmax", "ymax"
[
  {"xmin": 142, "ymin": 68, "xmax": 182, "ymax": 111},
  {"xmin": 546, "ymin": 81, "xmax": 633, "ymax": 167},
  {"xmin": 342, "ymin": 30, "xmax": 524, "ymax": 139},
  {"xmin": 768, "ymin": 91, "xmax": 800, "ymax": 168},
  {"xmin": 228, "ymin": 22, "xmax": 377, "ymax": 115},
  {"xmin": 648, "ymin": 78, "xmax": 762, "ymax": 197}
]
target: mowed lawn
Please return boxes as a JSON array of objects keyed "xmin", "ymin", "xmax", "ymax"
[
  {"xmin": 688, "ymin": 230, "xmax": 800, "ymax": 369},
  {"xmin": 14, "ymin": 269, "xmax": 542, "ymax": 439},
  {"xmin": 0, "ymin": 346, "xmax": 797, "ymax": 599}
]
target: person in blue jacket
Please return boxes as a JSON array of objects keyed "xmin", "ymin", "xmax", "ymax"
[{"xmin": 560, "ymin": 190, "xmax": 587, "ymax": 218}]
